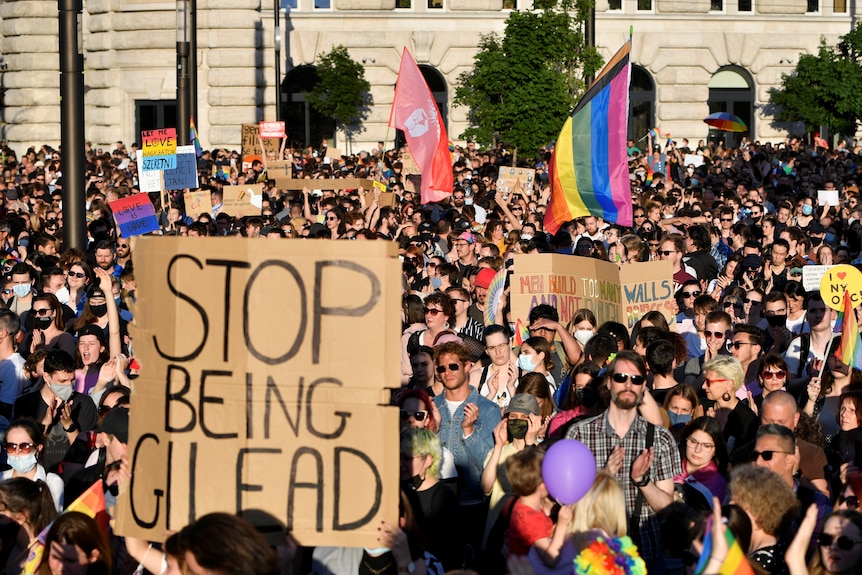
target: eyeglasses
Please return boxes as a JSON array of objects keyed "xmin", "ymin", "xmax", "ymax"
[
  {"xmin": 648, "ymin": 242, "xmax": 660, "ymax": 248},
  {"xmin": 1, "ymin": 289, "xmax": 10, "ymax": 296},
  {"xmin": 452, "ymin": 196, "xmax": 465, "ymax": 200},
  {"xmin": 485, "ymin": 342, "xmax": 509, "ymax": 353},
  {"xmin": 839, "ymin": 495, "xmax": 860, "ymax": 509},
  {"xmin": 752, "ymin": 449, "xmax": 792, "ymax": 461},
  {"xmin": 721, "ymin": 218, "xmax": 733, "ymax": 222},
  {"xmin": 704, "ymin": 330, "xmax": 728, "ymax": 339},
  {"xmin": 405, "ymin": 258, "xmax": 420, "ymax": 266},
  {"xmin": 818, "ymin": 532, "xmax": 862, "ymax": 549},
  {"xmin": 660, "ymin": 250, "xmax": 677, "ymax": 256},
  {"xmin": 423, "ymin": 308, "xmax": 443, "ymax": 316},
  {"xmin": 634, "ymin": 214, "xmax": 646, "ymax": 219},
  {"xmin": 612, "ymin": 372, "xmax": 646, "ymax": 385},
  {"xmin": 326, "ymin": 216, "xmax": 338, "ymax": 222},
  {"xmin": 703, "ymin": 378, "xmax": 731, "ymax": 387},
  {"xmin": 761, "ymin": 370, "xmax": 786, "ymax": 380},
  {"xmin": 682, "ymin": 291, "xmax": 702, "ymax": 298},
  {"xmin": 436, "ymin": 363, "xmax": 461, "ymax": 373},
  {"xmin": 67, "ymin": 271, "xmax": 86, "ymax": 279},
  {"xmin": 399, "ymin": 410, "xmax": 428, "ymax": 422},
  {"xmin": 686, "ymin": 437, "xmax": 715, "ymax": 450},
  {"xmin": 450, "ymin": 298, "xmax": 468, "ymax": 304},
  {"xmin": 511, "ymin": 206, "xmax": 523, "ymax": 211},
  {"xmin": 743, "ymin": 297, "xmax": 762, "ymax": 305},
  {"xmin": 730, "ymin": 341, "xmax": 754, "ymax": 349},
  {"xmin": 117, "ymin": 243, "xmax": 129, "ymax": 248},
  {"xmin": 5, "ymin": 442, "xmax": 35, "ymax": 454},
  {"xmin": 32, "ymin": 308, "xmax": 52, "ymax": 316}
]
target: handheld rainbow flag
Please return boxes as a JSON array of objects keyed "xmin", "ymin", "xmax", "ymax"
[
  {"xmin": 190, "ymin": 117, "xmax": 203, "ymax": 158},
  {"xmin": 645, "ymin": 164, "xmax": 654, "ymax": 186},
  {"xmin": 835, "ymin": 291, "xmax": 862, "ymax": 369},
  {"xmin": 694, "ymin": 525, "xmax": 754, "ymax": 575},
  {"xmin": 545, "ymin": 39, "xmax": 632, "ymax": 234}
]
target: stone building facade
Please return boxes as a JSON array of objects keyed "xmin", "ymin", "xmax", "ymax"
[{"xmin": 0, "ymin": 0, "xmax": 857, "ymax": 153}]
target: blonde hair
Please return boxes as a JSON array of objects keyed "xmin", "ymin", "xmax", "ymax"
[
  {"xmin": 400, "ymin": 428, "xmax": 442, "ymax": 479},
  {"xmin": 703, "ymin": 355, "xmax": 745, "ymax": 392},
  {"xmin": 567, "ymin": 471, "xmax": 627, "ymax": 537}
]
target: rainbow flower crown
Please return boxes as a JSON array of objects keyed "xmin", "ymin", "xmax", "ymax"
[{"xmin": 574, "ymin": 536, "xmax": 646, "ymax": 575}]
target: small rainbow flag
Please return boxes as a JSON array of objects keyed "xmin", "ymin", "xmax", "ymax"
[
  {"xmin": 649, "ymin": 128, "xmax": 660, "ymax": 139},
  {"xmin": 190, "ymin": 117, "xmax": 203, "ymax": 158},
  {"xmin": 645, "ymin": 164, "xmax": 654, "ymax": 185},
  {"xmin": 836, "ymin": 291, "xmax": 862, "ymax": 369},
  {"xmin": 545, "ymin": 39, "xmax": 632, "ymax": 234},
  {"xmin": 694, "ymin": 525, "xmax": 754, "ymax": 575},
  {"xmin": 514, "ymin": 318, "xmax": 529, "ymax": 346}
]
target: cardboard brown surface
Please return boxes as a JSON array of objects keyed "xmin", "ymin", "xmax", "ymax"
[
  {"xmin": 272, "ymin": 178, "xmax": 375, "ymax": 191},
  {"xmin": 496, "ymin": 167, "xmax": 535, "ymax": 198},
  {"xmin": 511, "ymin": 256, "xmax": 675, "ymax": 329},
  {"xmin": 221, "ymin": 184, "xmax": 264, "ymax": 218},
  {"xmin": 114, "ymin": 238, "xmax": 402, "ymax": 547},
  {"xmin": 241, "ymin": 124, "xmax": 281, "ymax": 169},
  {"xmin": 400, "ymin": 152, "xmax": 421, "ymax": 176},
  {"xmin": 183, "ymin": 191, "xmax": 210, "ymax": 218},
  {"xmin": 267, "ymin": 160, "xmax": 292, "ymax": 189}
]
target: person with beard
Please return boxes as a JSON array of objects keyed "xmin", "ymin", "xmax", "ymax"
[{"xmin": 565, "ymin": 350, "xmax": 681, "ymax": 572}]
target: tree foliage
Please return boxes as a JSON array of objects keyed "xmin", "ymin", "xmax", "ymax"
[
  {"xmin": 307, "ymin": 45, "xmax": 371, "ymax": 137},
  {"xmin": 453, "ymin": 0, "xmax": 602, "ymax": 157},
  {"xmin": 769, "ymin": 25, "xmax": 862, "ymax": 136}
]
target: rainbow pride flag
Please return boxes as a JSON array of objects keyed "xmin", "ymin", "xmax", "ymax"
[
  {"xmin": 836, "ymin": 291, "xmax": 862, "ymax": 369},
  {"xmin": 645, "ymin": 164, "xmax": 654, "ymax": 185},
  {"xmin": 694, "ymin": 525, "xmax": 754, "ymax": 575},
  {"xmin": 545, "ymin": 40, "xmax": 632, "ymax": 234},
  {"xmin": 190, "ymin": 117, "xmax": 203, "ymax": 158}
]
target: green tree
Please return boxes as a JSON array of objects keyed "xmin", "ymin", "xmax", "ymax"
[
  {"xmin": 769, "ymin": 24, "xmax": 862, "ymax": 137},
  {"xmin": 453, "ymin": 0, "xmax": 602, "ymax": 157},
  {"xmin": 306, "ymin": 45, "xmax": 372, "ymax": 141}
]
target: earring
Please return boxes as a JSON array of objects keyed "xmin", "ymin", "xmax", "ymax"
[{"xmin": 722, "ymin": 391, "xmax": 732, "ymax": 402}]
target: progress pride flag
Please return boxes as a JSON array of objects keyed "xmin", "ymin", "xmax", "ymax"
[{"xmin": 389, "ymin": 48, "xmax": 453, "ymax": 205}]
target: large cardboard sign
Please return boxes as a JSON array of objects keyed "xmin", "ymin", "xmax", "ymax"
[
  {"xmin": 511, "ymin": 255, "xmax": 674, "ymax": 329},
  {"xmin": 109, "ymin": 194, "xmax": 160, "ymax": 237},
  {"xmin": 183, "ymin": 190, "xmax": 210, "ymax": 217},
  {"xmin": 136, "ymin": 156, "xmax": 162, "ymax": 193},
  {"xmin": 496, "ymin": 167, "xmax": 535, "ymax": 198},
  {"xmin": 820, "ymin": 264, "xmax": 862, "ymax": 311},
  {"xmin": 400, "ymin": 152, "xmax": 421, "ymax": 176},
  {"xmin": 803, "ymin": 265, "xmax": 833, "ymax": 292},
  {"xmin": 163, "ymin": 145, "xmax": 199, "ymax": 191},
  {"xmin": 241, "ymin": 124, "xmax": 281, "ymax": 170},
  {"xmin": 267, "ymin": 160, "xmax": 292, "ymax": 189},
  {"xmin": 270, "ymin": 178, "xmax": 375, "ymax": 191},
  {"xmin": 141, "ymin": 129, "xmax": 177, "ymax": 171},
  {"xmin": 221, "ymin": 184, "xmax": 265, "ymax": 218},
  {"xmin": 115, "ymin": 238, "xmax": 401, "ymax": 547}
]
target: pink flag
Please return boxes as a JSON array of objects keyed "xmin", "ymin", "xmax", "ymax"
[{"xmin": 390, "ymin": 48, "xmax": 453, "ymax": 204}]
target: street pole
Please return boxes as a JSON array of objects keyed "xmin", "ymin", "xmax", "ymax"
[
  {"xmin": 190, "ymin": 0, "xmax": 198, "ymax": 126},
  {"xmin": 275, "ymin": 0, "xmax": 282, "ymax": 122},
  {"xmin": 59, "ymin": 0, "xmax": 86, "ymax": 250},
  {"xmin": 177, "ymin": 0, "xmax": 191, "ymax": 144}
]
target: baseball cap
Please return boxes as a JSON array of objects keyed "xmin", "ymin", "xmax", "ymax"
[
  {"xmin": 742, "ymin": 254, "xmax": 763, "ymax": 270},
  {"xmin": 808, "ymin": 221, "xmax": 826, "ymax": 234},
  {"xmin": 505, "ymin": 393, "xmax": 540, "ymax": 416},
  {"xmin": 475, "ymin": 267, "xmax": 496, "ymax": 289},
  {"xmin": 76, "ymin": 324, "xmax": 106, "ymax": 346},
  {"xmin": 99, "ymin": 406, "xmax": 129, "ymax": 443}
]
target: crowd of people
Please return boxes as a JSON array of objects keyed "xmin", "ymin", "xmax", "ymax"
[{"xmin": 0, "ymin": 133, "xmax": 858, "ymax": 575}]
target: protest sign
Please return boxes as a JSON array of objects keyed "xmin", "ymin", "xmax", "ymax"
[
  {"xmin": 259, "ymin": 121, "xmax": 286, "ymax": 139},
  {"xmin": 221, "ymin": 184, "xmax": 264, "ymax": 218},
  {"xmin": 325, "ymin": 148, "xmax": 343, "ymax": 160},
  {"xmin": 496, "ymin": 167, "xmax": 535, "ymax": 198},
  {"xmin": 115, "ymin": 238, "xmax": 401, "ymax": 547},
  {"xmin": 400, "ymin": 152, "xmax": 421, "ymax": 176},
  {"xmin": 267, "ymin": 160, "xmax": 292, "ymax": 189},
  {"xmin": 109, "ymin": 194, "xmax": 160, "ymax": 237},
  {"xmin": 817, "ymin": 189, "xmax": 840, "ymax": 207},
  {"xmin": 803, "ymin": 265, "xmax": 833, "ymax": 292},
  {"xmin": 241, "ymin": 124, "xmax": 281, "ymax": 170},
  {"xmin": 183, "ymin": 190, "xmax": 210, "ymax": 217},
  {"xmin": 268, "ymin": 178, "xmax": 375, "ymax": 191},
  {"xmin": 683, "ymin": 154, "xmax": 704, "ymax": 168},
  {"xmin": 141, "ymin": 128, "xmax": 177, "ymax": 171},
  {"xmin": 619, "ymin": 261, "xmax": 676, "ymax": 329},
  {"xmin": 511, "ymin": 255, "xmax": 674, "ymax": 330},
  {"xmin": 163, "ymin": 145, "xmax": 199, "ymax": 191},
  {"xmin": 136, "ymin": 156, "xmax": 162, "ymax": 193},
  {"xmin": 820, "ymin": 264, "xmax": 862, "ymax": 311}
]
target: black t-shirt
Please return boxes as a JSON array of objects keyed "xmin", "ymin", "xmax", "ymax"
[{"xmin": 405, "ymin": 481, "xmax": 464, "ymax": 571}]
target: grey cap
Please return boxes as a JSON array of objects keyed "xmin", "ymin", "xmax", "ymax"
[{"xmin": 505, "ymin": 393, "xmax": 540, "ymax": 416}]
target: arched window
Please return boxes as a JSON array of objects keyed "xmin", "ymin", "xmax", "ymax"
[
  {"xmin": 708, "ymin": 66, "xmax": 754, "ymax": 147},
  {"xmin": 281, "ymin": 65, "xmax": 336, "ymax": 148},
  {"xmin": 418, "ymin": 65, "xmax": 448, "ymax": 130},
  {"xmin": 629, "ymin": 65, "xmax": 655, "ymax": 144}
]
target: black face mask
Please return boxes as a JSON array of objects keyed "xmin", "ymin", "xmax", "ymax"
[
  {"xmin": 34, "ymin": 316, "xmax": 53, "ymax": 331},
  {"xmin": 90, "ymin": 304, "xmax": 107, "ymax": 318},
  {"xmin": 810, "ymin": 237, "xmax": 823, "ymax": 247},
  {"xmin": 766, "ymin": 314, "xmax": 787, "ymax": 327},
  {"xmin": 508, "ymin": 419, "xmax": 529, "ymax": 439},
  {"xmin": 403, "ymin": 475, "xmax": 423, "ymax": 491}
]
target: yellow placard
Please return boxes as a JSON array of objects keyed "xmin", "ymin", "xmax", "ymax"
[{"xmin": 819, "ymin": 264, "xmax": 862, "ymax": 311}]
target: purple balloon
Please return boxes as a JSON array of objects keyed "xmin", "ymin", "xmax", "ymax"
[{"xmin": 541, "ymin": 439, "xmax": 597, "ymax": 505}]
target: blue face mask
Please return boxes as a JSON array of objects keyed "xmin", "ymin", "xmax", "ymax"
[
  {"xmin": 668, "ymin": 411, "xmax": 692, "ymax": 428},
  {"xmin": 802, "ymin": 204, "xmax": 814, "ymax": 216},
  {"xmin": 430, "ymin": 276, "xmax": 442, "ymax": 289},
  {"xmin": 517, "ymin": 354, "xmax": 538, "ymax": 372}
]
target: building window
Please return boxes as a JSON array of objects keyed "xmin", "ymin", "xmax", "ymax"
[
  {"xmin": 282, "ymin": 66, "xmax": 336, "ymax": 148},
  {"xmin": 608, "ymin": 0, "xmax": 622, "ymax": 9},
  {"xmin": 428, "ymin": 0, "xmax": 443, "ymax": 8},
  {"xmin": 628, "ymin": 66, "xmax": 655, "ymax": 143},
  {"xmin": 738, "ymin": 0, "xmax": 751, "ymax": 10},
  {"xmin": 637, "ymin": 0, "xmax": 651, "ymax": 10},
  {"xmin": 314, "ymin": 0, "xmax": 330, "ymax": 9},
  {"xmin": 835, "ymin": 0, "xmax": 846, "ymax": 11},
  {"xmin": 807, "ymin": 0, "xmax": 818, "ymax": 10},
  {"xmin": 396, "ymin": 0, "xmax": 411, "ymax": 7},
  {"xmin": 418, "ymin": 65, "xmax": 448, "ymax": 129},
  {"xmin": 707, "ymin": 66, "xmax": 754, "ymax": 148},
  {"xmin": 710, "ymin": 0, "xmax": 723, "ymax": 10},
  {"xmin": 503, "ymin": 0, "xmax": 516, "ymax": 9},
  {"xmin": 281, "ymin": 0, "xmax": 297, "ymax": 9},
  {"xmin": 136, "ymin": 100, "xmax": 176, "ymax": 137}
]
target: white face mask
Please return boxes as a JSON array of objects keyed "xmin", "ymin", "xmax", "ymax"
[
  {"xmin": 7, "ymin": 453, "xmax": 37, "ymax": 474},
  {"xmin": 574, "ymin": 330, "xmax": 594, "ymax": 347},
  {"xmin": 53, "ymin": 286, "xmax": 70, "ymax": 305},
  {"xmin": 517, "ymin": 354, "xmax": 537, "ymax": 372},
  {"xmin": 49, "ymin": 382, "xmax": 73, "ymax": 402}
]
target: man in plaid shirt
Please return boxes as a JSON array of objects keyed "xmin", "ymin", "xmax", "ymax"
[{"xmin": 565, "ymin": 350, "xmax": 681, "ymax": 570}]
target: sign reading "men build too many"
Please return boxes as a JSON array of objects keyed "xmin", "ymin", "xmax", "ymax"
[
  {"xmin": 511, "ymin": 255, "xmax": 675, "ymax": 330},
  {"xmin": 115, "ymin": 238, "xmax": 401, "ymax": 547}
]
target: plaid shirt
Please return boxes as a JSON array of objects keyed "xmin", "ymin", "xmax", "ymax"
[{"xmin": 565, "ymin": 410, "xmax": 681, "ymax": 564}]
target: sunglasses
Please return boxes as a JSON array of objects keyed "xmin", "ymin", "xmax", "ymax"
[
  {"xmin": 682, "ymin": 291, "xmax": 702, "ymax": 298},
  {"xmin": 67, "ymin": 271, "xmax": 86, "ymax": 279},
  {"xmin": 704, "ymin": 330, "xmax": 728, "ymax": 339},
  {"xmin": 817, "ymin": 533, "xmax": 862, "ymax": 549},
  {"xmin": 839, "ymin": 495, "xmax": 860, "ymax": 509},
  {"xmin": 485, "ymin": 343, "xmax": 509, "ymax": 353},
  {"xmin": 743, "ymin": 297, "xmax": 762, "ymax": 305},
  {"xmin": 5, "ymin": 442, "xmax": 35, "ymax": 454},
  {"xmin": 761, "ymin": 370, "xmax": 786, "ymax": 379},
  {"xmin": 634, "ymin": 214, "xmax": 646, "ymax": 219},
  {"xmin": 612, "ymin": 372, "xmax": 646, "ymax": 385},
  {"xmin": 423, "ymin": 308, "xmax": 443, "ymax": 316},
  {"xmin": 452, "ymin": 196, "xmax": 465, "ymax": 200},
  {"xmin": 660, "ymin": 250, "xmax": 676, "ymax": 256},
  {"xmin": 325, "ymin": 216, "xmax": 338, "ymax": 221},
  {"xmin": 752, "ymin": 449, "xmax": 792, "ymax": 461},
  {"xmin": 723, "ymin": 302, "xmax": 744, "ymax": 309},
  {"xmin": 721, "ymin": 218, "xmax": 733, "ymax": 222},
  {"xmin": 648, "ymin": 242, "xmax": 660, "ymax": 248},
  {"xmin": 117, "ymin": 243, "xmax": 129, "ymax": 248},
  {"xmin": 730, "ymin": 341, "xmax": 754, "ymax": 349},
  {"xmin": 703, "ymin": 378, "xmax": 730, "ymax": 387},
  {"xmin": 32, "ymin": 308, "xmax": 52, "ymax": 316},
  {"xmin": 399, "ymin": 410, "xmax": 428, "ymax": 422},
  {"xmin": 436, "ymin": 363, "xmax": 461, "ymax": 373}
]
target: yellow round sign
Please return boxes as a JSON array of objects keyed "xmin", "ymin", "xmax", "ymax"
[{"xmin": 819, "ymin": 264, "xmax": 862, "ymax": 311}]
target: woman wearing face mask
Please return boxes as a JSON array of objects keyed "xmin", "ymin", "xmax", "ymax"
[
  {"xmin": 68, "ymin": 269, "xmax": 125, "ymax": 359},
  {"xmin": 0, "ymin": 419, "xmax": 63, "ymax": 511},
  {"xmin": 518, "ymin": 337, "xmax": 556, "ymax": 398},
  {"xmin": 481, "ymin": 393, "xmax": 542, "ymax": 554},
  {"xmin": 20, "ymin": 294, "xmax": 75, "ymax": 360},
  {"xmin": 674, "ymin": 416, "xmax": 728, "ymax": 511},
  {"xmin": 795, "ymin": 197, "xmax": 815, "ymax": 228},
  {"xmin": 548, "ymin": 362, "xmax": 601, "ymax": 438},
  {"xmin": 567, "ymin": 309, "xmax": 597, "ymax": 352},
  {"xmin": 663, "ymin": 383, "xmax": 700, "ymax": 438}
]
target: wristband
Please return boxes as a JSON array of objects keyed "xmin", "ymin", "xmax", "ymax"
[{"xmin": 631, "ymin": 474, "xmax": 650, "ymax": 487}]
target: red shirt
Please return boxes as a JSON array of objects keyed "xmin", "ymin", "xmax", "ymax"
[{"xmin": 505, "ymin": 499, "xmax": 553, "ymax": 556}]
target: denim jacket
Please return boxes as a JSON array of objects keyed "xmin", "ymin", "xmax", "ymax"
[{"xmin": 433, "ymin": 386, "xmax": 501, "ymax": 505}]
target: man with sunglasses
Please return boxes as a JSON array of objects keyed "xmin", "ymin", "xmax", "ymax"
[
  {"xmin": 431, "ymin": 342, "xmax": 501, "ymax": 551},
  {"xmin": 566, "ymin": 350, "xmax": 681, "ymax": 570},
  {"xmin": 660, "ymin": 235, "xmax": 696, "ymax": 295}
]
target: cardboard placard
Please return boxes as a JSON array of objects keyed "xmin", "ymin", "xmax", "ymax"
[
  {"xmin": 270, "ymin": 178, "xmax": 375, "ymax": 191},
  {"xmin": 819, "ymin": 264, "xmax": 862, "ymax": 311},
  {"xmin": 141, "ymin": 128, "xmax": 177, "ymax": 171},
  {"xmin": 183, "ymin": 190, "xmax": 210, "ymax": 217},
  {"xmin": 496, "ymin": 167, "xmax": 535, "ymax": 198},
  {"xmin": 400, "ymin": 152, "xmax": 421, "ymax": 176},
  {"xmin": 163, "ymin": 145, "xmax": 200, "ymax": 191},
  {"xmin": 683, "ymin": 154, "xmax": 704, "ymax": 168},
  {"xmin": 221, "ymin": 184, "xmax": 265, "ymax": 218},
  {"xmin": 137, "ymin": 156, "xmax": 162, "ymax": 193},
  {"xmin": 818, "ymin": 189, "xmax": 840, "ymax": 207},
  {"xmin": 803, "ymin": 265, "xmax": 833, "ymax": 292},
  {"xmin": 109, "ymin": 193, "xmax": 160, "ymax": 237},
  {"xmin": 267, "ymin": 160, "xmax": 292, "ymax": 189},
  {"xmin": 325, "ymin": 148, "xmax": 343, "ymax": 160},
  {"xmin": 114, "ymin": 238, "xmax": 401, "ymax": 547},
  {"xmin": 259, "ymin": 121, "xmax": 286, "ymax": 139},
  {"xmin": 511, "ymin": 255, "xmax": 674, "ymax": 329},
  {"xmin": 241, "ymin": 124, "xmax": 281, "ymax": 170}
]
